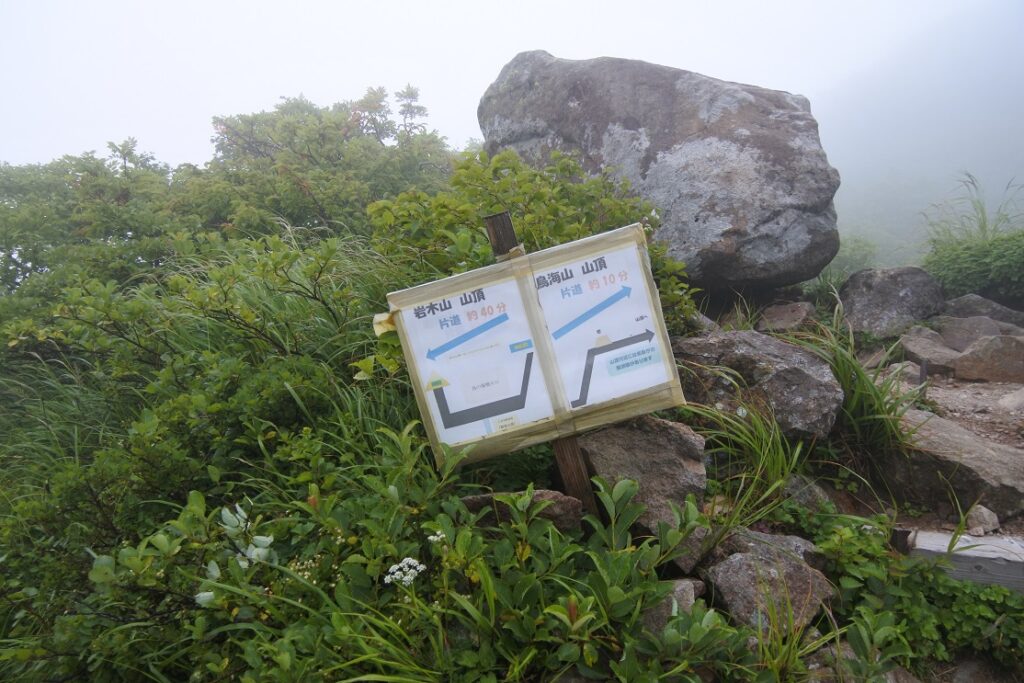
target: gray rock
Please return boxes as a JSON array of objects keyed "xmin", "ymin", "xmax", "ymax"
[
  {"xmin": 641, "ymin": 578, "xmax": 705, "ymax": 633},
  {"xmin": 672, "ymin": 330, "xmax": 844, "ymax": 440},
  {"xmin": 461, "ymin": 489, "xmax": 582, "ymax": 533},
  {"xmin": 717, "ymin": 528, "xmax": 826, "ymax": 571},
  {"xmin": 782, "ymin": 474, "xmax": 834, "ymax": 512},
  {"xmin": 756, "ymin": 301, "xmax": 817, "ymax": 332},
  {"xmin": 839, "ymin": 267, "xmax": 945, "ymax": 337},
  {"xmin": 953, "ymin": 335, "xmax": 1024, "ymax": 382},
  {"xmin": 885, "ymin": 410, "xmax": 1024, "ymax": 519},
  {"xmin": 479, "ymin": 50, "xmax": 840, "ymax": 289},
  {"xmin": 997, "ymin": 387, "xmax": 1024, "ymax": 411},
  {"xmin": 950, "ymin": 658, "xmax": 1021, "ymax": 683},
  {"xmin": 966, "ymin": 505, "xmax": 1000, "ymax": 534},
  {"xmin": 933, "ymin": 315, "xmax": 1004, "ymax": 352},
  {"xmin": 885, "ymin": 667, "xmax": 923, "ymax": 683},
  {"xmin": 900, "ymin": 326, "xmax": 961, "ymax": 375},
  {"xmin": 690, "ymin": 311, "xmax": 721, "ymax": 333},
  {"xmin": 944, "ymin": 293, "xmax": 1024, "ymax": 328},
  {"xmin": 578, "ymin": 416, "xmax": 708, "ymax": 571},
  {"xmin": 704, "ymin": 536, "xmax": 834, "ymax": 631}
]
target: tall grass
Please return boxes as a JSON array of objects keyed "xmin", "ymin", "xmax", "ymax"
[
  {"xmin": 924, "ymin": 172, "xmax": 1021, "ymax": 243},
  {"xmin": 922, "ymin": 173, "xmax": 1024, "ymax": 306},
  {"xmin": 787, "ymin": 302, "xmax": 921, "ymax": 479}
]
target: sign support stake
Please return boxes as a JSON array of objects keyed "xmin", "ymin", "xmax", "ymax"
[{"xmin": 483, "ymin": 212, "xmax": 599, "ymax": 516}]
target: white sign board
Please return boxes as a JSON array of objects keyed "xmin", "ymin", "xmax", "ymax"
[
  {"xmin": 398, "ymin": 277, "xmax": 555, "ymax": 446},
  {"xmin": 387, "ymin": 224, "xmax": 684, "ymax": 464}
]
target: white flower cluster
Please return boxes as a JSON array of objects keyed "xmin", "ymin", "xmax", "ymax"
[
  {"xmin": 427, "ymin": 532, "xmax": 445, "ymax": 543},
  {"xmin": 383, "ymin": 557, "xmax": 425, "ymax": 586}
]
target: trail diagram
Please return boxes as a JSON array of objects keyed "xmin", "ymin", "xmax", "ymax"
[
  {"xmin": 398, "ymin": 278, "xmax": 555, "ymax": 446},
  {"xmin": 388, "ymin": 224, "xmax": 681, "ymax": 459},
  {"xmin": 536, "ymin": 243, "xmax": 674, "ymax": 412}
]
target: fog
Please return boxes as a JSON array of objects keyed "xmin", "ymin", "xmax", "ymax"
[
  {"xmin": 2, "ymin": 0, "xmax": 1021, "ymax": 265},
  {"xmin": 815, "ymin": 1, "xmax": 1024, "ymax": 263}
]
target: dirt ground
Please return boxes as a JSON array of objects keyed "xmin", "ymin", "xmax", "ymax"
[
  {"xmin": 830, "ymin": 365, "xmax": 1024, "ymax": 534},
  {"xmin": 914, "ymin": 375, "xmax": 1024, "ymax": 449}
]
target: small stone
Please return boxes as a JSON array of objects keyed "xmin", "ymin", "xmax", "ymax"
[
  {"xmin": 953, "ymin": 335, "xmax": 1024, "ymax": 382},
  {"xmin": 887, "ymin": 410, "xmax": 1024, "ymax": 519},
  {"xmin": 782, "ymin": 474, "xmax": 833, "ymax": 512},
  {"xmin": 934, "ymin": 315, "xmax": 1004, "ymax": 351},
  {"xmin": 641, "ymin": 578, "xmax": 705, "ymax": 633},
  {"xmin": 578, "ymin": 416, "xmax": 708, "ymax": 572},
  {"xmin": 965, "ymin": 505, "xmax": 1000, "ymax": 534},
  {"xmin": 755, "ymin": 302, "xmax": 816, "ymax": 332},
  {"xmin": 673, "ymin": 330, "xmax": 843, "ymax": 440},
  {"xmin": 704, "ymin": 548, "xmax": 833, "ymax": 631},
  {"xmin": 997, "ymin": 387, "xmax": 1024, "ymax": 411}
]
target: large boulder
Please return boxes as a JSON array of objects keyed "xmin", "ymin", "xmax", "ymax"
[
  {"xmin": 943, "ymin": 293, "xmax": 1024, "ymax": 327},
  {"xmin": 672, "ymin": 330, "xmax": 844, "ymax": 440},
  {"xmin": 886, "ymin": 410, "xmax": 1024, "ymax": 519},
  {"xmin": 578, "ymin": 416, "xmax": 707, "ymax": 571},
  {"xmin": 478, "ymin": 50, "xmax": 840, "ymax": 289},
  {"xmin": 839, "ymin": 267, "xmax": 945, "ymax": 337}
]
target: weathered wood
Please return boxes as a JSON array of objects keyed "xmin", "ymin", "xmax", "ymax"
[
  {"xmin": 910, "ymin": 530, "xmax": 1024, "ymax": 592},
  {"xmin": 483, "ymin": 212, "xmax": 520, "ymax": 261},
  {"xmin": 482, "ymin": 210, "xmax": 598, "ymax": 515},
  {"xmin": 553, "ymin": 436, "xmax": 599, "ymax": 516}
]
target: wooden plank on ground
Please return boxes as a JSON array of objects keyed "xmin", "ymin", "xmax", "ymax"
[{"xmin": 909, "ymin": 530, "xmax": 1024, "ymax": 592}]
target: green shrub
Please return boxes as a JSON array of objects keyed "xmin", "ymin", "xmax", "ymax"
[
  {"xmin": 923, "ymin": 229, "xmax": 1024, "ymax": 307},
  {"xmin": 369, "ymin": 150, "xmax": 699, "ymax": 336},
  {"xmin": 922, "ymin": 173, "xmax": 1024, "ymax": 308},
  {"xmin": 815, "ymin": 512, "xmax": 1024, "ymax": 672}
]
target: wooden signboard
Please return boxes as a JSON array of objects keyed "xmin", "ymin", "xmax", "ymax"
[{"xmin": 386, "ymin": 223, "xmax": 684, "ymax": 467}]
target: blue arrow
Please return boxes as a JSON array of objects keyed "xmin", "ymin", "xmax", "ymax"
[
  {"xmin": 552, "ymin": 286, "xmax": 631, "ymax": 340},
  {"xmin": 426, "ymin": 313, "xmax": 509, "ymax": 360}
]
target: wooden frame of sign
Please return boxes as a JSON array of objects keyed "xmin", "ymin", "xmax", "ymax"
[{"xmin": 386, "ymin": 222, "xmax": 684, "ymax": 469}]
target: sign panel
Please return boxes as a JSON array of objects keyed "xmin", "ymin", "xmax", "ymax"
[
  {"xmin": 387, "ymin": 224, "xmax": 683, "ymax": 465},
  {"xmin": 398, "ymin": 277, "xmax": 555, "ymax": 446},
  {"xmin": 535, "ymin": 243, "xmax": 673, "ymax": 412}
]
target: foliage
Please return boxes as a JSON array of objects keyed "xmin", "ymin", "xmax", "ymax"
[
  {"xmin": 205, "ymin": 92, "xmax": 452, "ymax": 237},
  {"xmin": 814, "ymin": 511, "xmax": 1024, "ymax": 673},
  {"xmin": 678, "ymin": 396, "xmax": 801, "ymax": 543},
  {"xmin": 368, "ymin": 150, "xmax": 700, "ymax": 336},
  {"xmin": 922, "ymin": 173, "xmax": 1024, "ymax": 308},
  {"xmin": 0, "ymin": 105, "xmax": 711, "ymax": 679},
  {"xmin": 787, "ymin": 305, "xmax": 921, "ymax": 482}
]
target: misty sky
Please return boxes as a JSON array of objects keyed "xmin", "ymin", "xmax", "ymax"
[{"xmin": 2, "ymin": 0, "xmax": 1022, "ymax": 259}]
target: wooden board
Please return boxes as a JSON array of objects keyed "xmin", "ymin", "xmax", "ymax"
[{"xmin": 909, "ymin": 530, "xmax": 1024, "ymax": 592}]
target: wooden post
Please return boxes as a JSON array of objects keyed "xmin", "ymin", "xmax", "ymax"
[{"xmin": 482, "ymin": 212, "xmax": 599, "ymax": 516}]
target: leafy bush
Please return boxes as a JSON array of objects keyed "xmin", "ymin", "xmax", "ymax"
[
  {"xmin": 922, "ymin": 173, "xmax": 1024, "ymax": 308},
  {"xmin": 815, "ymin": 512, "xmax": 1024, "ymax": 672},
  {"xmin": 369, "ymin": 150, "xmax": 699, "ymax": 336},
  {"xmin": 0, "ymin": 140, "xmax": 711, "ymax": 679}
]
